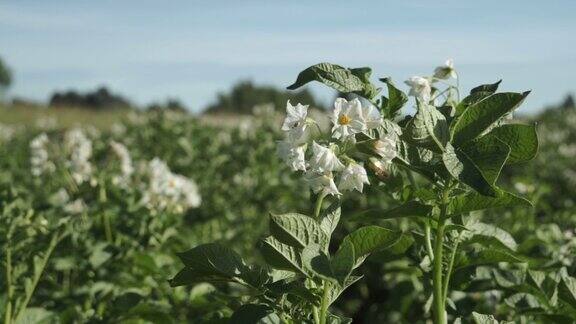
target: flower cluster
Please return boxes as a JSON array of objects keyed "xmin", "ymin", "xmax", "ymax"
[
  {"xmin": 277, "ymin": 99, "xmax": 398, "ymax": 196},
  {"xmin": 64, "ymin": 128, "xmax": 93, "ymax": 184},
  {"xmin": 141, "ymin": 158, "xmax": 202, "ymax": 213},
  {"xmin": 110, "ymin": 140, "xmax": 134, "ymax": 187},
  {"xmin": 404, "ymin": 58, "xmax": 457, "ymax": 104},
  {"xmin": 30, "ymin": 133, "xmax": 55, "ymax": 177},
  {"xmin": 0, "ymin": 123, "xmax": 18, "ymax": 142}
]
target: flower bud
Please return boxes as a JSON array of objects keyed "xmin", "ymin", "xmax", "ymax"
[{"xmin": 367, "ymin": 157, "xmax": 390, "ymax": 181}]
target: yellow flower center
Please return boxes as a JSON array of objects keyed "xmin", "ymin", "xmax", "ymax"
[{"xmin": 338, "ymin": 114, "xmax": 351, "ymax": 125}]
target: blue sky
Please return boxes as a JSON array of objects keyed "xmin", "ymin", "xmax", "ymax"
[{"xmin": 1, "ymin": 0, "xmax": 575, "ymax": 113}]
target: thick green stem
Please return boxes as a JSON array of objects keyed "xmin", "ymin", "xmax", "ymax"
[
  {"xmin": 443, "ymin": 240, "xmax": 459, "ymax": 302},
  {"xmin": 318, "ymin": 281, "xmax": 331, "ymax": 324},
  {"xmin": 313, "ymin": 307, "xmax": 320, "ymax": 324},
  {"xmin": 311, "ymin": 192, "xmax": 327, "ymax": 324},
  {"xmin": 432, "ymin": 188, "xmax": 450, "ymax": 324},
  {"xmin": 103, "ymin": 212, "xmax": 113, "ymax": 243},
  {"xmin": 406, "ymin": 170, "xmax": 434, "ymax": 261},
  {"xmin": 432, "ymin": 219, "xmax": 446, "ymax": 324},
  {"xmin": 314, "ymin": 193, "xmax": 327, "ymax": 218},
  {"xmin": 13, "ymin": 232, "xmax": 61, "ymax": 324}
]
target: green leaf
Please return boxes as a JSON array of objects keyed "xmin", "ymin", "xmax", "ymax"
[
  {"xmin": 176, "ymin": 243, "xmax": 245, "ymax": 277},
  {"xmin": 301, "ymin": 245, "xmax": 332, "ymax": 281},
  {"xmin": 170, "ymin": 243, "xmax": 269, "ymax": 287},
  {"xmin": 472, "ymin": 312, "xmax": 499, "ymax": 324},
  {"xmin": 457, "ymin": 248, "xmax": 524, "ymax": 269},
  {"xmin": 379, "ymin": 77, "xmax": 407, "ymax": 117},
  {"xmin": 319, "ymin": 202, "xmax": 341, "ymax": 237},
  {"xmin": 456, "ymin": 92, "xmax": 492, "ymax": 116},
  {"xmin": 229, "ymin": 304, "xmax": 280, "ymax": 324},
  {"xmin": 349, "ymin": 67, "xmax": 380, "ymax": 98},
  {"xmin": 466, "ymin": 222, "xmax": 518, "ymax": 251},
  {"xmin": 448, "ymin": 189, "xmax": 532, "ymax": 216},
  {"xmin": 455, "ymin": 80, "xmax": 504, "ymax": 118},
  {"xmin": 328, "ymin": 275, "xmax": 363, "ymax": 304},
  {"xmin": 326, "ymin": 313, "xmax": 353, "ymax": 324},
  {"xmin": 342, "ymin": 226, "xmax": 403, "ymax": 267},
  {"xmin": 470, "ymin": 80, "xmax": 502, "ymax": 95},
  {"xmin": 488, "ymin": 124, "xmax": 538, "ymax": 164},
  {"xmin": 331, "ymin": 240, "xmax": 355, "ymax": 285},
  {"xmin": 287, "ymin": 63, "xmax": 378, "ymax": 99},
  {"xmin": 461, "ymin": 136, "xmax": 511, "ymax": 184},
  {"xmin": 301, "ymin": 242, "xmax": 355, "ymax": 286},
  {"xmin": 260, "ymin": 236, "xmax": 304, "ymax": 274},
  {"xmin": 405, "ymin": 103, "xmax": 449, "ymax": 152},
  {"xmin": 15, "ymin": 307, "xmax": 54, "ymax": 324},
  {"xmin": 442, "ymin": 143, "xmax": 497, "ymax": 197},
  {"xmin": 558, "ymin": 276, "xmax": 576, "ymax": 310},
  {"xmin": 395, "ymin": 140, "xmax": 438, "ymax": 181},
  {"xmin": 352, "ymin": 201, "xmax": 433, "ymax": 222},
  {"xmin": 452, "ymin": 92, "xmax": 530, "ymax": 146},
  {"xmin": 269, "ymin": 212, "xmax": 328, "ymax": 250},
  {"xmin": 266, "ymin": 277, "xmax": 319, "ymax": 304}
]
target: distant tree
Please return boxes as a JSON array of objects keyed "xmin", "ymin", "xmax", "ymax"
[
  {"xmin": 49, "ymin": 86, "xmax": 132, "ymax": 110},
  {"xmin": 147, "ymin": 98, "xmax": 188, "ymax": 113},
  {"xmin": 0, "ymin": 56, "xmax": 13, "ymax": 100},
  {"xmin": 204, "ymin": 80, "xmax": 324, "ymax": 114},
  {"xmin": 561, "ymin": 94, "xmax": 575, "ymax": 110}
]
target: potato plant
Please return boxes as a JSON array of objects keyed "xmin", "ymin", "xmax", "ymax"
[{"xmin": 171, "ymin": 61, "xmax": 576, "ymax": 323}]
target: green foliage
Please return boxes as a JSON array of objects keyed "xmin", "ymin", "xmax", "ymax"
[
  {"xmin": 288, "ymin": 63, "xmax": 380, "ymax": 100},
  {"xmin": 172, "ymin": 202, "xmax": 402, "ymax": 323},
  {"xmin": 3, "ymin": 59, "xmax": 576, "ymax": 323},
  {"xmin": 0, "ymin": 55, "xmax": 12, "ymax": 90},
  {"xmin": 379, "ymin": 78, "xmax": 408, "ymax": 118},
  {"xmin": 451, "ymin": 92, "xmax": 530, "ymax": 146},
  {"xmin": 170, "ymin": 60, "xmax": 547, "ymax": 324}
]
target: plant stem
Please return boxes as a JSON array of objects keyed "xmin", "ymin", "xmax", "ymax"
[
  {"xmin": 5, "ymin": 237, "xmax": 13, "ymax": 324},
  {"xmin": 432, "ymin": 188, "xmax": 450, "ymax": 324},
  {"xmin": 425, "ymin": 224, "xmax": 434, "ymax": 261},
  {"xmin": 13, "ymin": 231, "xmax": 61, "ymax": 324},
  {"xmin": 312, "ymin": 306, "xmax": 320, "ymax": 324},
  {"xmin": 406, "ymin": 170, "xmax": 435, "ymax": 261},
  {"xmin": 443, "ymin": 239, "xmax": 459, "ymax": 302},
  {"xmin": 318, "ymin": 281, "xmax": 331, "ymax": 324},
  {"xmin": 314, "ymin": 192, "xmax": 327, "ymax": 218},
  {"xmin": 103, "ymin": 212, "xmax": 113, "ymax": 243}
]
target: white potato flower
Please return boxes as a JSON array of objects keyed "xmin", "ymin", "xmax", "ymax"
[
  {"xmin": 339, "ymin": 163, "xmax": 370, "ymax": 193},
  {"xmin": 0, "ymin": 123, "xmax": 17, "ymax": 142},
  {"xmin": 305, "ymin": 171, "xmax": 341, "ymax": 196},
  {"xmin": 30, "ymin": 133, "xmax": 54, "ymax": 176},
  {"xmin": 65, "ymin": 128, "xmax": 93, "ymax": 184},
  {"xmin": 362, "ymin": 104, "xmax": 383, "ymax": 130},
  {"xmin": 50, "ymin": 188, "xmax": 70, "ymax": 206},
  {"xmin": 110, "ymin": 141, "xmax": 134, "ymax": 187},
  {"xmin": 374, "ymin": 133, "xmax": 397, "ymax": 164},
  {"xmin": 309, "ymin": 141, "xmax": 344, "ymax": 173},
  {"xmin": 331, "ymin": 98, "xmax": 366, "ymax": 139},
  {"xmin": 405, "ymin": 76, "xmax": 432, "ymax": 103},
  {"xmin": 63, "ymin": 199, "xmax": 87, "ymax": 215},
  {"xmin": 433, "ymin": 59, "xmax": 457, "ymax": 80},
  {"xmin": 144, "ymin": 158, "xmax": 201, "ymax": 213},
  {"xmin": 277, "ymin": 141, "xmax": 307, "ymax": 171},
  {"xmin": 281, "ymin": 101, "xmax": 309, "ymax": 142},
  {"xmin": 175, "ymin": 174, "xmax": 202, "ymax": 209}
]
